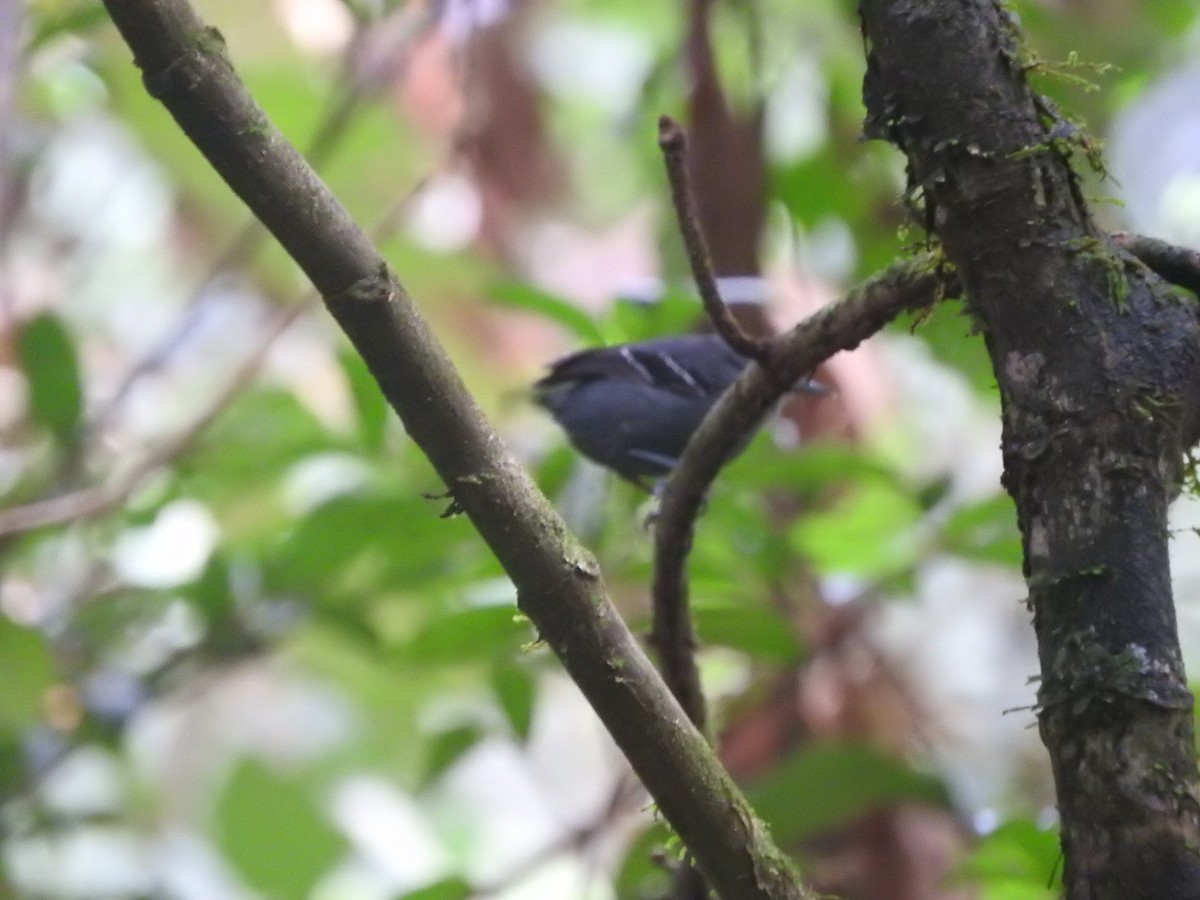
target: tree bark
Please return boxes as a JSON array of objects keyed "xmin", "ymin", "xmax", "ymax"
[{"xmin": 858, "ymin": 1, "xmax": 1200, "ymax": 897}]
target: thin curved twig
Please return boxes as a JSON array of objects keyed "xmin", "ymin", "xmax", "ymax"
[
  {"xmin": 658, "ymin": 115, "xmax": 766, "ymax": 360},
  {"xmin": 651, "ymin": 257, "xmax": 950, "ymax": 722},
  {"xmin": 0, "ymin": 300, "xmax": 309, "ymax": 538},
  {"xmin": 0, "ymin": 183, "xmax": 426, "ymax": 539},
  {"xmin": 86, "ymin": 8, "xmax": 440, "ymax": 438}
]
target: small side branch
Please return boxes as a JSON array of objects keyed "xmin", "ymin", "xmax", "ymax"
[
  {"xmin": 1114, "ymin": 232, "xmax": 1200, "ymax": 297},
  {"xmin": 651, "ymin": 258, "xmax": 948, "ymax": 708},
  {"xmin": 0, "ymin": 301, "xmax": 309, "ymax": 538},
  {"xmin": 0, "ymin": 182, "xmax": 426, "ymax": 541},
  {"xmin": 658, "ymin": 115, "xmax": 766, "ymax": 360}
]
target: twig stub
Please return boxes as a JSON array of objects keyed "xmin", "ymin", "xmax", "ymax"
[{"xmin": 657, "ymin": 113, "xmax": 767, "ymax": 363}]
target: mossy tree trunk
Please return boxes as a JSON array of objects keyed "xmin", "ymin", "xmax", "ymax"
[{"xmin": 858, "ymin": 1, "xmax": 1200, "ymax": 896}]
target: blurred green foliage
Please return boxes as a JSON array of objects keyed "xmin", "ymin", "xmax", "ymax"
[
  {"xmin": 4, "ymin": 0, "xmax": 1196, "ymax": 896},
  {"xmin": 748, "ymin": 742, "xmax": 948, "ymax": 844},
  {"xmin": 16, "ymin": 312, "xmax": 83, "ymax": 448},
  {"xmin": 215, "ymin": 760, "xmax": 348, "ymax": 896},
  {"xmin": 954, "ymin": 819, "xmax": 1062, "ymax": 899}
]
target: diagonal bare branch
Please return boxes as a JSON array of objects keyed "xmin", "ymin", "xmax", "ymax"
[{"xmin": 96, "ymin": 1, "xmax": 817, "ymax": 896}]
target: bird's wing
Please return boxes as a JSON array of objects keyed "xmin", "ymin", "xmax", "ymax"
[{"xmin": 537, "ymin": 340, "xmax": 731, "ymax": 399}]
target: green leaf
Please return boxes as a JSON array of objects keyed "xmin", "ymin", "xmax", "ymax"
[
  {"xmin": 607, "ymin": 290, "xmax": 704, "ymax": 344},
  {"xmin": 1146, "ymin": 0, "xmax": 1199, "ymax": 34},
  {"xmin": 214, "ymin": 759, "xmax": 345, "ymax": 897},
  {"xmin": 978, "ymin": 883, "xmax": 1059, "ymax": 900},
  {"xmin": 771, "ymin": 148, "xmax": 867, "ymax": 227},
  {"xmin": 955, "ymin": 819, "xmax": 1061, "ymax": 898},
  {"xmin": 0, "ymin": 732, "xmax": 26, "ymax": 802},
  {"xmin": 907, "ymin": 300, "xmax": 998, "ymax": 399},
  {"xmin": 266, "ymin": 491, "xmax": 482, "ymax": 597},
  {"xmin": 0, "ymin": 617, "xmax": 56, "ymax": 729},
  {"xmin": 614, "ymin": 821, "xmax": 673, "ymax": 900},
  {"xmin": 710, "ymin": 1, "xmax": 765, "ymax": 114},
  {"xmin": 184, "ymin": 556, "xmax": 237, "ymax": 624},
  {"xmin": 312, "ymin": 605, "xmax": 383, "ymax": 653},
  {"xmin": 28, "ymin": 1, "xmax": 111, "ymax": 52},
  {"xmin": 533, "ymin": 443, "xmax": 583, "ymax": 499},
  {"xmin": 401, "ymin": 605, "xmax": 532, "ymax": 665},
  {"xmin": 182, "ymin": 389, "xmax": 338, "ymax": 529},
  {"xmin": 489, "ymin": 282, "xmax": 606, "ymax": 345},
  {"xmin": 727, "ymin": 440, "xmax": 898, "ymax": 495},
  {"xmin": 198, "ymin": 389, "xmax": 335, "ymax": 474},
  {"xmin": 286, "ymin": 625, "xmax": 431, "ymax": 776},
  {"xmin": 747, "ymin": 742, "xmax": 947, "ymax": 843},
  {"xmin": 16, "ymin": 312, "xmax": 83, "ymax": 445},
  {"xmin": 271, "ymin": 495, "xmax": 400, "ymax": 592},
  {"xmin": 491, "ymin": 661, "xmax": 536, "ymax": 741},
  {"xmin": 790, "ymin": 480, "xmax": 923, "ymax": 578},
  {"xmin": 692, "ymin": 603, "xmax": 804, "ymax": 665},
  {"xmin": 340, "ymin": 350, "xmax": 391, "ymax": 453},
  {"xmin": 423, "ymin": 725, "xmax": 485, "ymax": 784},
  {"xmin": 400, "ymin": 878, "xmax": 473, "ymax": 900},
  {"xmin": 941, "ymin": 494, "xmax": 1022, "ymax": 566}
]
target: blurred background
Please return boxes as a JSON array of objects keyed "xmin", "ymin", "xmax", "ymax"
[{"xmin": 2, "ymin": 0, "xmax": 1200, "ymax": 897}]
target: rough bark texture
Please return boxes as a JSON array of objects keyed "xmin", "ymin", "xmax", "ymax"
[{"xmin": 858, "ymin": 1, "xmax": 1200, "ymax": 897}]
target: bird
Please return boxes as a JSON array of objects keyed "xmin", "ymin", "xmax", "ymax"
[{"xmin": 533, "ymin": 333, "xmax": 824, "ymax": 490}]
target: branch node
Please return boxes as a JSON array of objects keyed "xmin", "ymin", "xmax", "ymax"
[
  {"xmin": 651, "ymin": 258, "xmax": 945, "ymax": 743},
  {"xmin": 326, "ymin": 262, "xmax": 393, "ymax": 308}
]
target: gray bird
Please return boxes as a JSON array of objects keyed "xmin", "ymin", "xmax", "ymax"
[{"xmin": 534, "ymin": 334, "xmax": 823, "ymax": 490}]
